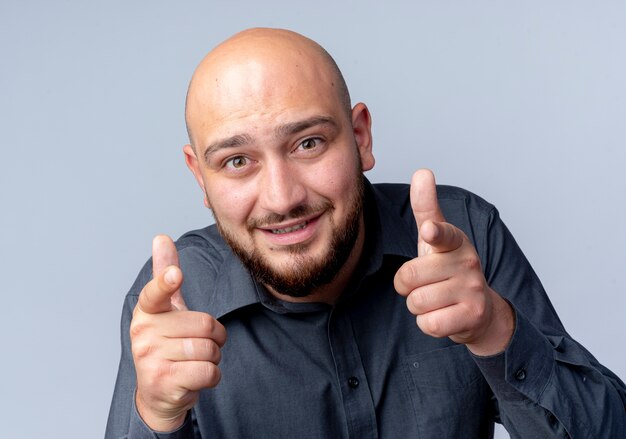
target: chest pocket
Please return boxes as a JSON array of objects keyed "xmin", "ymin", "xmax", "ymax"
[{"xmin": 403, "ymin": 344, "xmax": 494, "ymax": 438}]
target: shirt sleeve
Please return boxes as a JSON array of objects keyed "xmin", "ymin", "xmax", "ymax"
[
  {"xmin": 473, "ymin": 207, "xmax": 626, "ymax": 438},
  {"xmin": 128, "ymin": 400, "xmax": 196, "ymax": 439}
]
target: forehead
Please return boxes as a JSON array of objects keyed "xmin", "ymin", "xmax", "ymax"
[{"xmin": 187, "ymin": 46, "xmax": 346, "ymax": 147}]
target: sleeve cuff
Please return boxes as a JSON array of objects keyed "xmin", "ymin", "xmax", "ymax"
[
  {"xmin": 472, "ymin": 306, "xmax": 554, "ymax": 403},
  {"xmin": 129, "ymin": 394, "xmax": 194, "ymax": 439}
]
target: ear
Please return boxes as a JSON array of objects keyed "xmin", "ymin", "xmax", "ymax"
[
  {"xmin": 351, "ymin": 103, "xmax": 375, "ymax": 171},
  {"xmin": 183, "ymin": 144, "xmax": 211, "ymax": 209}
]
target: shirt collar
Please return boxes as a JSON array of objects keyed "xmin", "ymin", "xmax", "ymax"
[
  {"xmin": 364, "ymin": 179, "xmax": 417, "ymax": 262},
  {"xmin": 209, "ymin": 250, "xmax": 260, "ymax": 320}
]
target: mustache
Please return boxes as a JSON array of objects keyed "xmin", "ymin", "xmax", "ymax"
[{"xmin": 247, "ymin": 201, "xmax": 333, "ymax": 230}]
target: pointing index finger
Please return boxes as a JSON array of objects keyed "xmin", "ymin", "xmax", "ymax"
[
  {"xmin": 411, "ymin": 169, "xmax": 447, "ymax": 256},
  {"xmin": 420, "ymin": 220, "xmax": 464, "ymax": 253},
  {"xmin": 410, "ymin": 169, "xmax": 446, "ymax": 228},
  {"xmin": 152, "ymin": 234, "xmax": 180, "ymax": 278},
  {"xmin": 137, "ymin": 235, "xmax": 187, "ymax": 314}
]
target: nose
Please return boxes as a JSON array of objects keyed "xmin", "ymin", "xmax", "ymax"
[{"xmin": 259, "ymin": 158, "xmax": 307, "ymax": 215}]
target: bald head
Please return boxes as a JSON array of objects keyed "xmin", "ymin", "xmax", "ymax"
[{"xmin": 184, "ymin": 28, "xmax": 351, "ymax": 149}]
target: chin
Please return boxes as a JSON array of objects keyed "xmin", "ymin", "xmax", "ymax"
[{"xmin": 215, "ymin": 172, "xmax": 365, "ymax": 298}]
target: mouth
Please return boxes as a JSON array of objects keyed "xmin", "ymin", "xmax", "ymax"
[
  {"xmin": 269, "ymin": 220, "xmax": 310, "ymax": 235},
  {"xmin": 257, "ymin": 211, "xmax": 325, "ymax": 245}
]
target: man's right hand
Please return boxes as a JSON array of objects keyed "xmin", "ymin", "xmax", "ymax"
[{"xmin": 131, "ymin": 235, "xmax": 227, "ymax": 432}]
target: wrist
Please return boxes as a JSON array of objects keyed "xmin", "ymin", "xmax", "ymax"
[
  {"xmin": 135, "ymin": 389, "xmax": 188, "ymax": 433},
  {"xmin": 466, "ymin": 290, "xmax": 515, "ymax": 356}
]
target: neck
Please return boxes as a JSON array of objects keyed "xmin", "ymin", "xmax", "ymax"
[{"xmin": 266, "ymin": 214, "xmax": 366, "ymax": 305}]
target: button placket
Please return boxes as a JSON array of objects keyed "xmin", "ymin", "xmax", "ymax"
[{"xmin": 327, "ymin": 309, "xmax": 378, "ymax": 438}]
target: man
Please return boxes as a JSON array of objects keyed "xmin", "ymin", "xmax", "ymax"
[{"xmin": 106, "ymin": 28, "xmax": 626, "ymax": 438}]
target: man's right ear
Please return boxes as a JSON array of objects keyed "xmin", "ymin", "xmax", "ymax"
[{"xmin": 183, "ymin": 144, "xmax": 211, "ymax": 209}]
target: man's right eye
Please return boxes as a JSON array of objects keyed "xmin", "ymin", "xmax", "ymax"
[{"xmin": 225, "ymin": 156, "xmax": 248, "ymax": 169}]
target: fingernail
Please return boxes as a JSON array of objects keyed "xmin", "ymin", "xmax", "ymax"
[{"xmin": 164, "ymin": 268, "xmax": 176, "ymax": 285}]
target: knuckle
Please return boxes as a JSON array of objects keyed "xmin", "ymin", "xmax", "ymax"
[
  {"xmin": 415, "ymin": 287, "xmax": 432, "ymax": 308},
  {"xmin": 156, "ymin": 362, "xmax": 174, "ymax": 381},
  {"xmin": 169, "ymin": 388, "xmax": 196, "ymax": 408},
  {"xmin": 132, "ymin": 340, "xmax": 156, "ymax": 360},
  {"xmin": 130, "ymin": 319, "xmax": 150, "ymax": 340},
  {"xmin": 420, "ymin": 315, "xmax": 444, "ymax": 338},
  {"xmin": 140, "ymin": 361, "xmax": 170, "ymax": 389},
  {"xmin": 460, "ymin": 299, "xmax": 486, "ymax": 331},
  {"xmin": 461, "ymin": 255, "xmax": 481, "ymax": 272},
  {"xmin": 469, "ymin": 304, "xmax": 485, "ymax": 326},
  {"xmin": 395, "ymin": 262, "xmax": 419, "ymax": 295},
  {"xmin": 198, "ymin": 313, "xmax": 216, "ymax": 336},
  {"xmin": 217, "ymin": 324, "xmax": 227, "ymax": 347},
  {"xmin": 140, "ymin": 282, "xmax": 158, "ymax": 306},
  {"xmin": 168, "ymin": 389, "xmax": 187, "ymax": 406},
  {"xmin": 470, "ymin": 296, "xmax": 488, "ymax": 322},
  {"xmin": 206, "ymin": 340, "xmax": 221, "ymax": 363},
  {"xmin": 467, "ymin": 277, "xmax": 485, "ymax": 294},
  {"xmin": 429, "ymin": 319, "xmax": 443, "ymax": 337},
  {"xmin": 407, "ymin": 262, "xmax": 420, "ymax": 283},
  {"xmin": 407, "ymin": 288, "xmax": 427, "ymax": 315},
  {"xmin": 204, "ymin": 364, "xmax": 222, "ymax": 387}
]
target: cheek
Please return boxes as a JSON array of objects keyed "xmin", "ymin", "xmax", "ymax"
[
  {"xmin": 312, "ymin": 157, "xmax": 359, "ymax": 199},
  {"xmin": 206, "ymin": 181, "xmax": 256, "ymax": 226}
]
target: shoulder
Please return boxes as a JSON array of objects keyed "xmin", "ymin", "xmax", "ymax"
[
  {"xmin": 369, "ymin": 181, "xmax": 499, "ymax": 254},
  {"xmin": 436, "ymin": 184, "xmax": 496, "ymax": 220},
  {"xmin": 371, "ymin": 182, "xmax": 496, "ymax": 219},
  {"xmin": 176, "ymin": 224, "xmax": 232, "ymax": 269}
]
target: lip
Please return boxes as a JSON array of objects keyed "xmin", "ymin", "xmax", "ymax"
[{"xmin": 257, "ymin": 212, "xmax": 324, "ymax": 247}]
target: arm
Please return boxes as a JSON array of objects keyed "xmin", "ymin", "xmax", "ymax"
[
  {"xmin": 105, "ymin": 292, "xmax": 200, "ymax": 439},
  {"xmin": 473, "ymin": 204, "xmax": 626, "ymax": 438},
  {"xmin": 395, "ymin": 170, "xmax": 626, "ymax": 437},
  {"xmin": 105, "ymin": 236, "xmax": 225, "ymax": 439}
]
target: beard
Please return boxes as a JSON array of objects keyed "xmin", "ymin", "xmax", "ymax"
[{"xmin": 213, "ymin": 173, "xmax": 365, "ymax": 298}]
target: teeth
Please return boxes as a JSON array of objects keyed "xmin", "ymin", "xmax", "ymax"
[{"xmin": 271, "ymin": 221, "xmax": 307, "ymax": 234}]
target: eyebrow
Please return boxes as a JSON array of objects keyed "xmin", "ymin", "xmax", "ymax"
[
  {"xmin": 203, "ymin": 115, "xmax": 338, "ymax": 164},
  {"xmin": 204, "ymin": 133, "xmax": 253, "ymax": 164},
  {"xmin": 275, "ymin": 116, "xmax": 338, "ymax": 138}
]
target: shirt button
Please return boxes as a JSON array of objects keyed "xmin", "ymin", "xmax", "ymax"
[
  {"xmin": 348, "ymin": 376, "xmax": 360, "ymax": 389},
  {"xmin": 515, "ymin": 368, "xmax": 527, "ymax": 381}
]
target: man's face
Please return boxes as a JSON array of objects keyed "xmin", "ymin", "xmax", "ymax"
[
  {"xmin": 185, "ymin": 43, "xmax": 374, "ymax": 298},
  {"xmin": 216, "ymin": 156, "xmax": 365, "ymax": 298}
]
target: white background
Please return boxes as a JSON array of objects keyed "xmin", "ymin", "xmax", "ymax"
[{"xmin": 1, "ymin": 1, "xmax": 624, "ymax": 437}]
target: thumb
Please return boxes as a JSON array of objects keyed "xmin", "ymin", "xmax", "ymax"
[
  {"xmin": 139, "ymin": 235, "xmax": 188, "ymax": 313},
  {"xmin": 411, "ymin": 169, "xmax": 446, "ymax": 255}
]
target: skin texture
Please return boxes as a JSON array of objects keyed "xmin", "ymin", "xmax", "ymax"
[
  {"xmin": 130, "ymin": 28, "xmax": 514, "ymax": 432},
  {"xmin": 183, "ymin": 28, "xmax": 374, "ymax": 303}
]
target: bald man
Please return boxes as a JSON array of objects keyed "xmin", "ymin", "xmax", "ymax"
[{"xmin": 106, "ymin": 29, "xmax": 626, "ymax": 438}]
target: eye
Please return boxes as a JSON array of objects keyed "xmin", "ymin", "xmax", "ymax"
[
  {"xmin": 298, "ymin": 137, "xmax": 322, "ymax": 151},
  {"xmin": 225, "ymin": 156, "xmax": 248, "ymax": 169}
]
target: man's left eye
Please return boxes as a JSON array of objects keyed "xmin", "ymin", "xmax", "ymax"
[{"xmin": 299, "ymin": 138, "xmax": 320, "ymax": 150}]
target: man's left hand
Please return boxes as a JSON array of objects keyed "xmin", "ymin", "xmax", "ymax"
[{"xmin": 394, "ymin": 169, "xmax": 515, "ymax": 356}]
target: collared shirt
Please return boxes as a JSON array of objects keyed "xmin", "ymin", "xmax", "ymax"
[{"xmin": 106, "ymin": 181, "xmax": 626, "ymax": 439}]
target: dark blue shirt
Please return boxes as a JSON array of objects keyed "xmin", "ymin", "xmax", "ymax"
[{"xmin": 106, "ymin": 182, "xmax": 626, "ymax": 438}]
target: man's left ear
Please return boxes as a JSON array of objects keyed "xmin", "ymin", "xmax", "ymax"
[{"xmin": 351, "ymin": 103, "xmax": 375, "ymax": 171}]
